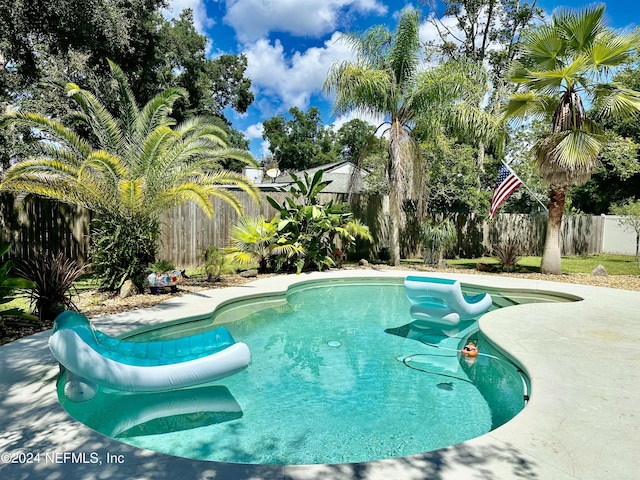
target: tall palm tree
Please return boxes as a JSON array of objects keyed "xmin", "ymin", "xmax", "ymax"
[
  {"xmin": 504, "ymin": 5, "xmax": 640, "ymax": 274},
  {"xmin": 325, "ymin": 10, "xmax": 423, "ymax": 265},
  {"xmin": 325, "ymin": 9, "xmax": 488, "ymax": 265},
  {"xmin": 0, "ymin": 60, "xmax": 260, "ymax": 288}
]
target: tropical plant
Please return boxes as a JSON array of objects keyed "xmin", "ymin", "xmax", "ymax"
[
  {"xmin": 0, "ymin": 244, "xmax": 35, "ymax": 320},
  {"xmin": 492, "ymin": 239, "xmax": 522, "ymax": 271},
  {"xmin": 503, "ymin": 5, "xmax": 640, "ymax": 274},
  {"xmin": 325, "ymin": 9, "xmax": 488, "ymax": 265},
  {"xmin": 266, "ymin": 171, "xmax": 372, "ymax": 273},
  {"xmin": 228, "ymin": 216, "xmax": 280, "ymax": 274},
  {"xmin": 420, "ymin": 217, "xmax": 457, "ymax": 265},
  {"xmin": 0, "ymin": 60, "xmax": 260, "ymax": 289},
  {"xmin": 335, "ymin": 218, "xmax": 374, "ymax": 258},
  {"xmin": 14, "ymin": 250, "xmax": 85, "ymax": 322},
  {"xmin": 201, "ymin": 245, "xmax": 227, "ymax": 282}
]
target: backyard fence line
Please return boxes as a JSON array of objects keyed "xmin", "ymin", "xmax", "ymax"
[
  {"xmin": 0, "ymin": 193, "xmax": 90, "ymax": 264},
  {"xmin": 0, "ymin": 192, "xmax": 635, "ymax": 267}
]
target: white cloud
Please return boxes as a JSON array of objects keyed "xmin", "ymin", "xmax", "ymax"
[
  {"xmin": 245, "ymin": 122, "xmax": 264, "ymax": 140},
  {"xmin": 163, "ymin": 0, "xmax": 216, "ymax": 33},
  {"xmin": 225, "ymin": 0, "xmax": 387, "ymax": 43},
  {"xmin": 243, "ymin": 32, "xmax": 356, "ymax": 115}
]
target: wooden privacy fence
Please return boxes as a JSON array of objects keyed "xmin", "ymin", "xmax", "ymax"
[
  {"xmin": 0, "ymin": 193, "xmax": 90, "ymax": 264},
  {"xmin": 0, "ymin": 191, "xmax": 609, "ymax": 267}
]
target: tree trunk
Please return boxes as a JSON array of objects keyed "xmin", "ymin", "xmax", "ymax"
[
  {"xmin": 477, "ymin": 140, "xmax": 485, "ymax": 173},
  {"xmin": 540, "ymin": 185, "xmax": 566, "ymax": 274},
  {"xmin": 388, "ymin": 119, "xmax": 407, "ymax": 266}
]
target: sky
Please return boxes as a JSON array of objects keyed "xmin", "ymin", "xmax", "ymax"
[{"xmin": 162, "ymin": 1, "xmax": 639, "ymax": 160}]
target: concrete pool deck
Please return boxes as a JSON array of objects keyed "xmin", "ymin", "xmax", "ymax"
[{"xmin": 1, "ymin": 270, "xmax": 639, "ymax": 480}]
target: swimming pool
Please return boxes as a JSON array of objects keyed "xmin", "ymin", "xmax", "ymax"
[{"xmin": 58, "ymin": 277, "xmax": 577, "ymax": 465}]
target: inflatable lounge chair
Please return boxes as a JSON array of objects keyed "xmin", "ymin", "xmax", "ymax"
[
  {"xmin": 49, "ymin": 311, "xmax": 250, "ymax": 397},
  {"xmin": 404, "ymin": 276, "xmax": 492, "ymax": 326}
]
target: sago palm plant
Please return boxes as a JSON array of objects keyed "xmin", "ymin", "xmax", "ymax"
[
  {"xmin": 0, "ymin": 60, "xmax": 260, "ymax": 289},
  {"xmin": 504, "ymin": 5, "xmax": 640, "ymax": 273}
]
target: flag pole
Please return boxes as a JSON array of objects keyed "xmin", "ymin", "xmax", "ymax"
[{"xmin": 503, "ymin": 161, "xmax": 548, "ymax": 213}]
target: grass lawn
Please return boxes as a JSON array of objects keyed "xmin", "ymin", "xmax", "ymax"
[{"xmin": 440, "ymin": 253, "xmax": 639, "ymax": 275}]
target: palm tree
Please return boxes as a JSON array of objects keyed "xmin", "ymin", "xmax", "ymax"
[
  {"xmin": 227, "ymin": 216, "xmax": 279, "ymax": 273},
  {"xmin": 504, "ymin": 5, "xmax": 640, "ymax": 274},
  {"xmin": 0, "ymin": 60, "xmax": 260, "ymax": 288},
  {"xmin": 325, "ymin": 9, "xmax": 487, "ymax": 265}
]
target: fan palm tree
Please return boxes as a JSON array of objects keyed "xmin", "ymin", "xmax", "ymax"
[
  {"xmin": 325, "ymin": 9, "xmax": 490, "ymax": 265},
  {"xmin": 504, "ymin": 5, "xmax": 640, "ymax": 274},
  {"xmin": 0, "ymin": 60, "xmax": 260, "ymax": 288}
]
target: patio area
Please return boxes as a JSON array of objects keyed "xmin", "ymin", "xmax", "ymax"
[{"xmin": 1, "ymin": 270, "xmax": 639, "ymax": 480}]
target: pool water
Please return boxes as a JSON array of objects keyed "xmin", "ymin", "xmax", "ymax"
[{"xmin": 58, "ymin": 279, "xmax": 572, "ymax": 465}]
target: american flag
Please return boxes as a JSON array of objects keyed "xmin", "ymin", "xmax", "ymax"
[{"xmin": 490, "ymin": 164, "xmax": 523, "ymax": 219}]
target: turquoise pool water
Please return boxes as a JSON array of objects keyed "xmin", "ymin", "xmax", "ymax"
[{"xmin": 58, "ymin": 278, "xmax": 575, "ymax": 465}]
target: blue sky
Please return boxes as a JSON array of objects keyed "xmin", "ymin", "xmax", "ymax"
[{"xmin": 162, "ymin": 1, "xmax": 638, "ymax": 160}]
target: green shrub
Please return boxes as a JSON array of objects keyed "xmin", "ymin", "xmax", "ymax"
[
  {"xmin": 201, "ymin": 245, "xmax": 226, "ymax": 281},
  {"xmin": 149, "ymin": 259, "xmax": 175, "ymax": 273},
  {"xmin": 90, "ymin": 213, "xmax": 160, "ymax": 290},
  {"xmin": 228, "ymin": 216, "xmax": 280, "ymax": 273},
  {"xmin": 421, "ymin": 218, "xmax": 457, "ymax": 265}
]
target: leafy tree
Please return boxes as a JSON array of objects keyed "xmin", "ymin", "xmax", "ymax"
[
  {"xmin": 0, "ymin": 61, "xmax": 260, "ymax": 289},
  {"xmin": 262, "ymin": 107, "xmax": 336, "ymax": 171},
  {"xmin": 569, "ymin": 133, "xmax": 640, "ymax": 213},
  {"xmin": 0, "ymin": 4, "xmax": 254, "ymax": 169},
  {"xmin": 422, "ymin": 137, "xmax": 489, "ymax": 213},
  {"xmin": 335, "ymin": 119, "xmax": 376, "ymax": 164},
  {"xmin": 422, "ymin": 0, "xmax": 542, "ymax": 82},
  {"xmin": 503, "ymin": 5, "xmax": 640, "ymax": 274},
  {"xmin": 610, "ymin": 200, "xmax": 640, "ymax": 263},
  {"xmin": 152, "ymin": 10, "xmax": 254, "ymax": 122}
]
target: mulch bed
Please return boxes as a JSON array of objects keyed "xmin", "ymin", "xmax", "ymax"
[{"xmin": 2, "ymin": 265, "xmax": 638, "ymax": 346}]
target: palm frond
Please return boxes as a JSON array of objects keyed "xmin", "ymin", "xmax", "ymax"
[
  {"xmin": 503, "ymin": 91, "xmax": 555, "ymax": 121},
  {"xmin": 589, "ymin": 31, "xmax": 640, "ymax": 73},
  {"xmin": 65, "ymin": 82, "xmax": 123, "ymax": 153},
  {"xmin": 118, "ymin": 178, "xmax": 146, "ymax": 214},
  {"xmin": 325, "ymin": 63, "xmax": 393, "ymax": 117},
  {"xmin": 592, "ymin": 83, "xmax": 640, "ymax": 120},
  {"xmin": 1, "ymin": 112, "xmax": 92, "ymax": 159},
  {"xmin": 175, "ymin": 116, "xmax": 229, "ymax": 144},
  {"xmin": 79, "ymin": 150, "xmax": 129, "ymax": 183},
  {"xmin": 107, "ymin": 59, "xmax": 140, "ymax": 141},
  {"xmin": 135, "ymin": 87, "xmax": 188, "ymax": 141},
  {"xmin": 527, "ymin": 55, "xmax": 592, "ymax": 92},
  {"xmin": 388, "ymin": 9, "xmax": 421, "ymax": 86},
  {"xmin": 338, "ymin": 26, "xmax": 392, "ymax": 69},
  {"xmin": 554, "ymin": 4, "xmax": 605, "ymax": 51},
  {"xmin": 535, "ymin": 129, "xmax": 602, "ymax": 184},
  {"xmin": 522, "ymin": 24, "xmax": 566, "ymax": 71}
]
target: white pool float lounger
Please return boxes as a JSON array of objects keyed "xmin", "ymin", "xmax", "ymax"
[
  {"xmin": 404, "ymin": 275, "xmax": 492, "ymax": 326},
  {"xmin": 49, "ymin": 311, "xmax": 250, "ymax": 400}
]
